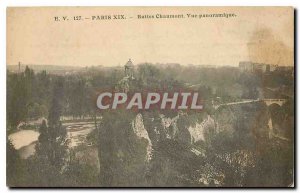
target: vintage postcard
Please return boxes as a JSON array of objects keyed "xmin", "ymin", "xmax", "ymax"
[{"xmin": 6, "ymin": 7, "xmax": 294, "ymax": 187}]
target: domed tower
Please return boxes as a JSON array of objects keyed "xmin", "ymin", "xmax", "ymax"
[{"xmin": 125, "ymin": 58, "xmax": 134, "ymax": 79}]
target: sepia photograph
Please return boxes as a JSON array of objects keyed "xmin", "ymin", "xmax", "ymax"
[{"xmin": 6, "ymin": 7, "xmax": 294, "ymax": 187}]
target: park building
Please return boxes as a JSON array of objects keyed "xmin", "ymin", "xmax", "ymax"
[
  {"xmin": 125, "ymin": 58, "xmax": 135, "ymax": 79},
  {"xmin": 116, "ymin": 59, "xmax": 135, "ymax": 92}
]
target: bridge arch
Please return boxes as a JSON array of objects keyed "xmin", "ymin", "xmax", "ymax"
[{"xmin": 263, "ymin": 99, "xmax": 286, "ymax": 107}]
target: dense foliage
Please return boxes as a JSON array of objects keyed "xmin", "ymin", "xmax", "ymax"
[{"xmin": 7, "ymin": 64, "xmax": 294, "ymax": 187}]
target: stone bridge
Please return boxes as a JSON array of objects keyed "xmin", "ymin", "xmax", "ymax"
[
  {"xmin": 262, "ymin": 99, "xmax": 287, "ymax": 106},
  {"xmin": 213, "ymin": 98, "xmax": 287, "ymax": 110}
]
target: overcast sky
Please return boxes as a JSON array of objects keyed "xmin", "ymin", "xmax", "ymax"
[{"xmin": 7, "ymin": 7, "xmax": 294, "ymax": 67}]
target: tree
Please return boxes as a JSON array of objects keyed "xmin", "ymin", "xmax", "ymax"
[
  {"xmin": 7, "ymin": 139, "xmax": 27, "ymax": 186},
  {"xmin": 7, "ymin": 73, "xmax": 28, "ymax": 129},
  {"xmin": 69, "ymin": 79, "xmax": 90, "ymax": 118},
  {"xmin": 36, "ymin": 78, "xmax": 68, "ymax": 170}
]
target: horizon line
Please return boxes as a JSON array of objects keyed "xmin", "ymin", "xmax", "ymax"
[{"xmin": 6, "ymin": 61, "xmax": 294, "ymax": 68}]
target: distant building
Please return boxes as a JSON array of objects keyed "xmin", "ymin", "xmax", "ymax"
[
  {"xmin": 276, "ymin": 66, "xmax": 294, "ymax": 77},
  {"xmin": 253, "ymin": 63, "xmax": 267, "ymax": 72},
  {"xmin": 239, "ymin": 61, "xmax": 278, "ymax": 73},
  {"xmin": 269, "ymin": 64, "xmax": 278, "ymax": 72},
  {"xmin": 276, "ymin": 66, "xmax": 294, "ymax": 71},
  {"xmin": 239, "ymin": 61, "xmax": 254, "ymax": 72}
]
